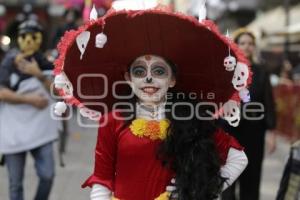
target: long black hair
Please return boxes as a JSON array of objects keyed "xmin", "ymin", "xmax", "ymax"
[{"xmin": 159, "ymin": 92, "xmax": 226, "ymax": 200}]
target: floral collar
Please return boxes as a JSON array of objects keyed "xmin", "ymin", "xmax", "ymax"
[{"xmin": 130, "ymin": 118, "xmax": 170, "ymax": 140}]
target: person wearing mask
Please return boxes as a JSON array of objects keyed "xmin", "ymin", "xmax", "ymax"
[{"xmin": 0, "ymin": 20, "xmax": 60, "ymax": 200}]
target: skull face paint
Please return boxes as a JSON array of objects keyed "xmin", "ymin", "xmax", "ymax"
[{"xmin": 127, "ymin": 55, "xmax": 176, "ymax": 105}]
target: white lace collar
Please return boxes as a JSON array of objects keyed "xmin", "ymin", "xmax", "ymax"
[{"xmin": 136, "ymin": 102, "xmax": 166, "ymax": 120}]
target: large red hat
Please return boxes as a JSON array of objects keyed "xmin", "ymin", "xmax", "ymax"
[{"xmin": 54, "ymin": 5, "xmax": 252, "ymax": 126}]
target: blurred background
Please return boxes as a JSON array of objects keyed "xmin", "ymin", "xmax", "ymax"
[
  {"xmin": 0, "ymin": 0, "xmax": 298, "ymax": 72},
  {"xmin": 0, "ymin": 0, "xmax": 299, "ymax": 200}
]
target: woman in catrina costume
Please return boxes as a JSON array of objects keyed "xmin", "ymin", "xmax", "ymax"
[{"xmin": 53, "ymin": 3, "xmax": 252, "ymax": 200}]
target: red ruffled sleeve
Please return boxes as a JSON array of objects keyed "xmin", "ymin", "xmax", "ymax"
[
  {"xmin": 82, "ymin": 111, "xmax": 121, "ymax": 191},
  {"xmin": 213, "ymin": 129, "xmax": 244, "ymax": 165}
]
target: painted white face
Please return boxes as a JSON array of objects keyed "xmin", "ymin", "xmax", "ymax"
[{"xmin": 127, "ymin": 55, "xmax": 176, "ymax": 105}]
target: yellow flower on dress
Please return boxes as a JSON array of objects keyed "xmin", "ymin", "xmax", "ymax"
[
  {"xmin": 130, "ymin": 118, "xmax": 170, "ymax": 140},
  {"xmin": 130, "ymin": 118, "xmax": 147, "ymax": 138}
]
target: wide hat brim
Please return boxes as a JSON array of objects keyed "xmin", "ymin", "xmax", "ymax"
[{"xmin": 54, "ymin": 7, "xmax": 251, "ymax": 114}]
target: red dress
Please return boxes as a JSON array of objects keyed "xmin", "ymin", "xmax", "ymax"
[{"xmin": 82, "ymin": 111, "xmax": 243, "ymax": 200}]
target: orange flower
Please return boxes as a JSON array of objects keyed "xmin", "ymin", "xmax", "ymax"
[
  {"xmin": 145, "ymin": 121, "xmax": 161, "ymax": 140},
  {"xmin": 130, "ymin": 119, "xmax": 170, "ymax": 140}
]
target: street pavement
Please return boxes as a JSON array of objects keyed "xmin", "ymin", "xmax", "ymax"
[{"xmin": 0, "ymin": 116, "xmax": 291, "ymax": 200}]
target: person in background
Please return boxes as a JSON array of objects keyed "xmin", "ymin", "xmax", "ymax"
[
  {"xmin": 0, "ymin": 19, "xmax": 60, "ymax": 200},
  {"xmin": 221, "ymin": 28, "xmax": 277, "ymax": 200},
  {"xmin": 276, "ymin": 64, "xmax": 300, "ymax": 200},
  {"xmin": 279, "ymin": 59, "xmax": 293, "ymax": 86},
  {"xmin": 5, "ymin": 4, "xmax": 39, "ymax": 48}
]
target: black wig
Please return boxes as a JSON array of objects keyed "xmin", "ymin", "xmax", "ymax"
[{"xmin": 159, "ymin": 92, "xmax": 226, "ymax": 200}]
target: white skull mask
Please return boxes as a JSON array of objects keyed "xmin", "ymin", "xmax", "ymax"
[
  {"xmin": 222, "ymin": 100, "xmax": 241, "ymax": 127},
  {"xmin": 224, "ymin": 56, "xmax": 236, "ymax": 71},
  {"xmin": 95, "ymin": 33, "xmax": 107, "ymax": 48},
  {"xmin": 232, "ymin": 62, "xmax": 249, "ymax": 91}
]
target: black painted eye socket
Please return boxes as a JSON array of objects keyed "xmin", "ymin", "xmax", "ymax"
[
  {"xmin": 131, "ymin": 66, "xmax": 147, "ymax": 78},
  {"xmin": 151, "ymin": 66, "xmax": 168, "ymax": 78}
]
